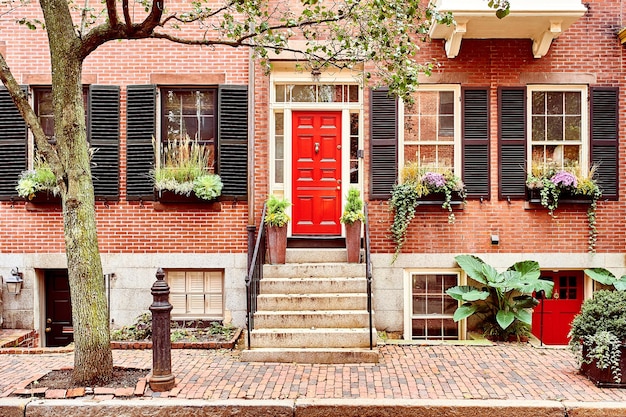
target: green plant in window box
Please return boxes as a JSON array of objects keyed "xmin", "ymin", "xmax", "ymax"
[
  {"xmin": 445, "ymin": 254, "xmax": 553, "ymax": 341},
  {"xmin": 389, "ymin": 163, "xmax": 466, "ymax": 260},
  {"xmin": 16, "ymin": 155, "xmax": 60, "ymax": 200},
  {"xmin": 526, "ymin": 162, "xmax": 602, "ymax": 252},
  {"xmin": 152, "ymin": 136, "xmax": 223, "ymax": 201}
]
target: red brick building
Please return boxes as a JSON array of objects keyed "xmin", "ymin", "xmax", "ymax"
[{"xmin": 0, "ymin": 0, "xmax": 623, "ymax": 347}]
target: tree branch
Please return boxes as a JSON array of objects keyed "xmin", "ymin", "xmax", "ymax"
[
  {"xmin": 122, "ymin": 0, "xmax": 132, "ymax": 28},
  {"xmin": 0, "ymin": 53, "xmax": 61, "ymax": 173},
  {"xmin": 105, "ymin": 0, "xmax": 118, "ymax": 27}
]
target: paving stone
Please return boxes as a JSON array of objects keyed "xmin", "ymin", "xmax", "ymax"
[
  {"xmin": 114, "ymin": 387, "xmax": 134, "ymax": 398},
  {"xmin": 66, "ymin": 387, "xmax": 86, "ymax": 398},
  {"xmin": 45, "ymin": 389, "xmax": 67, "ymax": 399}
]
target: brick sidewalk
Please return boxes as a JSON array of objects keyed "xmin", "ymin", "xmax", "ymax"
[{"xmin": 1, "ymin": 343, "xmax": 625, "ymax": 402}]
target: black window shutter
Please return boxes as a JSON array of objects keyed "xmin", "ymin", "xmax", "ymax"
[
  {"xmin": 498, "ymin": 88, "xmax": 527, "ymax": 200},
  {"xmin": 590, "ymin": 87, "xmax": 618, "ymax": 200},
  {"xmin": 217, "ymin": 85, "xmax": 248, "ymax": 199},
  {"xmin": 89, "ymin": 85, "xmax": 120, "ymax": 200},
  {"xmin": 370, "ymin": 88, "xmax": 397, "ymax": 199},
  {"xmin": 0, "ymin": 87, "xmax": 27, "ymax": 200},
  {"xmin": 126, "ymin": 85, "xmax": 156, "ymax": 200},
  {"xmin": 462, "ymin": 88, "xmax": 490, "ymax": 199}
]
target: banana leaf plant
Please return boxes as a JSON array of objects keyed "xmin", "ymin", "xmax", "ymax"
[
  {"xmin": 446, "ymin": 255, "xmax": 554, "ymax": 339},
  {"xmin": 584, "ymin": 268, "xmax": 626, "ymax": 291}
]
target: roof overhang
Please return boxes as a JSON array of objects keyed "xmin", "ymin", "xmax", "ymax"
[{"xmin": 429, "ymin": 0, "xmax": 587, "ymax": 59}]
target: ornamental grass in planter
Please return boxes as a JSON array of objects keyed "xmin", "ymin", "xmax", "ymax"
[
  {"xmin": 569, "ymin": 289, "xmax": 626, "ymax": 387},
  {"xmin": 152, "ymin": 137, "xmax": 223, "ymax": 202},
  {"xmin": 16, "ymin": 156, "xmax": 61, "ymax": 202}
]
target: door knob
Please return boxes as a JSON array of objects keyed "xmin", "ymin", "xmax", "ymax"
[
  {"xmin": 45, "ymin": 327, "xmax": 51, "ymax": 333},
  {"xmin": 314, "ymin": 143, "xmax": 320, "ymax": 154},
  {"xmin": 46, "ymin": 318, "xmax": 52, "ymax": 324}
]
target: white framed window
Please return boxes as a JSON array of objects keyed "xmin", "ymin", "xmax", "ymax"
[
  {"xmin": 168, "ymin": 270, "xmax": 223, "ymax": 319},
  {"xmin": 404, "ymin": 271, "xmax": 462, "ymax": 340},
  {"xmin": 527, "ymin": 85, "xmax": 588, "ymax": 174},
  {"xmin": 399, "ymin": 85, "xmax": 462, "ymax": 176}
]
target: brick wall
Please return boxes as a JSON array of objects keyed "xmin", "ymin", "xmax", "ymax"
[{"xmin": 0, "ymin": 0, "xmax": 625, "ymax": 257}]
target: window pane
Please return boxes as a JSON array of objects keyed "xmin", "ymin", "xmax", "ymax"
[
  {"xmin": 532, "ymin": 92, "xmax": 545, "ymax": 114},
  {"xmin": 348, "ymin": 85, "xmax": 359, "ymax": 102},
  {"xmin": 564, "ymin": 116, "xmax": 581, "ymax": 141},
  {"xmin": 291, "ymin": 85, "xmax": 315, "ymax": 102},
  {"xmin": 547, "ymin": 92, "xmax": 563, "ymax": 115},
  {"xmin": 565, "ymin": 92, "xmax": 581, "ymax": 114},
  {"xmin": 276, "ymin": 85, "xmax": 286, "ymax": 103},
  {"xmin": 546, "ymin": 116, "xmax": 563, "ymax": 141},
  {"xmin": 532, "ymin": 116, "xmax": 545, "ymax": 141}
]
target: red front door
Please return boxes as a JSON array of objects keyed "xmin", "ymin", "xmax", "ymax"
[
  {"xmin": 292, "ymin": 111, "xmax": 342, "ymax": 235},
  {"xmin": 531, "ymin": 271, "xmax": 584, "ymax": 345}
]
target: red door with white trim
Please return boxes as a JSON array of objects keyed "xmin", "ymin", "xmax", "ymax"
[
  {"xmin": 531, "ymin": 271, "xmax": 584, "ymax": 345},
  {"xmin": 292, "ymin": 111, "xmax": 342, "ymax": 235}
]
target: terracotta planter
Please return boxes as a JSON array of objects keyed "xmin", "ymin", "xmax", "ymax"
[
  {"xmin": 345, "ymin": 220, "xmax": 362, "ymax": 263},
  {"xmin": 580, "ymin": 343, "xmax": 626, "ymax": 388},
  {"xmin": 267, "ymin": 225, "xmax": 287, "ymax": 264}
]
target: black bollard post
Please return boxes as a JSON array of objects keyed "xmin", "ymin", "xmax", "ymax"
[{"xmin": 148, "ymin": 268, "xmax": 176, "ymax": 392}]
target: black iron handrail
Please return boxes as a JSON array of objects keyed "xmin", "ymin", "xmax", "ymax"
[
  {"xmin": 245, "ymin": 203, "xmax": 267, "ymax": 350},
  {"xmin": 364, "ymin": 203, "xmax": 374, "ymax": 350}
]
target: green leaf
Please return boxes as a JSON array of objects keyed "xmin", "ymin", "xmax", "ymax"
[
  {"xmin": 614, "ymin": 276, "xmax": 626, "ymax": 291},
  {"xmin": 482, "ymin": 263, "xmax": 502, "ymax": 283},
  {"xmin": 454, "ymin": 255, "xmax": 487, "ymax": 284},
  {"xmin": 446, "ymin": 286, "xmax": 489, "ymax": 302},
  {"xmin": 512, "ymin": 295, "xmax": 539, "ymax": 309},
  {"xmin": 585, "ymin": 268, "xmax": 616, "ymax": 286},
  {"xmin": 453, "ymin": 305, "xmax": 477, "ymax": 322},
  {"xmin": 512, "ymin": 260, "xmax": 541, "ymax": 281},
  {"xmin": 496, "ymin": 310, "xmax": 515, "ymax": 330},
  {"xmin": 514, "ymin": 309, "xmax": 532, "ymax": 325},
  {"xmin": 495, "ymin": 8, "xmax": 510, "ymax": 19}
]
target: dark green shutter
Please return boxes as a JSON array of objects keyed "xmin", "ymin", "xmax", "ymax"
[
  {"xmin": 0, "ymin": 87, "xmax": 27, "ymax": 200},
  {"xmin": 462, "ymin": 88, "xmax": 490, "ymax": 199},
  {"xmin": 498, "ymin": 88, "xmax": 526, "ymax": 200},
  {"xmin": 590, "ymin": 87, "xmax": 618, "ymax": 200},
  {"xmin": 126, "ymin": 85, "xmax": 156, "ymax": 200},
  {"xmin": 218, "ymin": 85, "xmax": 248, "ymax": 199},
  {"xmin": 89, "ymin": 85, "xmax": 120, "ymax": 200},
  {"xmin": 370, "ymin": 88, "xmax": 397, "ymax": 199}
]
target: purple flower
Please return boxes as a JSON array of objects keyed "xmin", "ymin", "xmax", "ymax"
[
  {"xmin": 422, "ymin": 172, "xmax": 446, "ymax": 188},
  {"xmin": 550, "ymin": 171, "xmax": 578, "ymax": 188}
]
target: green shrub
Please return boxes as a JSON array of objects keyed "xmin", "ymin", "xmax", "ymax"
[{"xmin": 569, "ymin": 290, "xmax": 626, "ymax": 343}]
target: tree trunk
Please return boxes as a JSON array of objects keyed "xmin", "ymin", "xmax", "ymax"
[{"xmin": 40, "ymin": 0, "xmax": 113, "ymax": 384}]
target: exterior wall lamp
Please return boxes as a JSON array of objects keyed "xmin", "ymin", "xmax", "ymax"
[{"xmin": 3, "ymin": 268, "xmax": 24, "ymax": 295}]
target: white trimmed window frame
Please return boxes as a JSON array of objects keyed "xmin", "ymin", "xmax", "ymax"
[
  {"xmin": 398, "ymin": 84, "xmax": 462, "ymax": 178},
  {"xmin": 403, "ymin": 269, "xmax": 466, "ymax": 341},
  {"xmin": 268, "ymin": 64, "xmax": 364, "ymax": 235},
  {"xmin": 526, "ymin": 84, "xmax": 589, "ymax": 174},
  {"xmin": 167, "ymin": 269, "xmax": 224, "ymax": 320}
]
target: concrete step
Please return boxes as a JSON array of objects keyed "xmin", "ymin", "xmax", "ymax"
[
  {"xmin": 256, "ymin": 293, "xmax": 368, "ymax": 311},
  {"xmin": 285, "ymin": 248, "xmax": 348, "ymax": 263},
  {"xmin": 248, "ymin": 328, "xmax": 376, "ymax": 349},
  {"xmin": 260, "ymin": 277, "xmax": 367, "ymax": 294},
  {"xmin": 240, "ymin": 347, "xmax": 379, "ymax": 364},
  {"xmin": 263, "ymin": 263, "xmax": 366, "ymax": 279},
  {"xmin": 253, "ymin": 310, "xmax": 372, "ymax": 329}
]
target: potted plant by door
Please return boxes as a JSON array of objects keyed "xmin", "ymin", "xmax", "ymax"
[
  {"xmin": 569, "ymin": 289, "xmax": 626, "ymax": 387},
  {"xmin": 265, "ymin": 194, "xmax": 290, "ymax": 264},
  {"xmin": 340, "ymin": 187, "xmax": 365, "ymax": 263}
]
